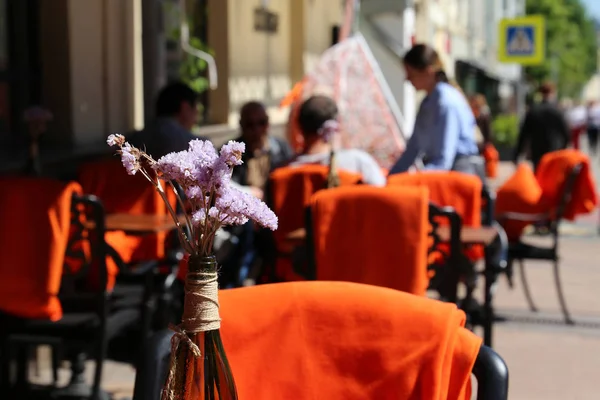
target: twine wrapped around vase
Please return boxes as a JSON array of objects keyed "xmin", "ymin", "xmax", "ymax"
[{"xmin": 161, "ymin": 255, "xmax": 236, "ymax": 400}]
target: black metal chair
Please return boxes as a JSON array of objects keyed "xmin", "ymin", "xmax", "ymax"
[
  {"xmin": 428, "ymin": 198, "xmax": 508, "ymax": 348},
  {"xmin": 0, "ymin": 194, "xmax": 150, "ymax": 400},
  {"xmin": 134, "ymin": 329, "xmax": 508, "ymax": 400},
  {"xmin": 497, "ymin": 163, "xmax": 583, "ymax": 325}
]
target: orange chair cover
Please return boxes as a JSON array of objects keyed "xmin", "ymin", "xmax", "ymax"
[
  {"xmin": 535, "ymin": 149, "xmax": 598, "ymax": 219},
  {"xmin": 482, "ymin": 143, "xmax": 499, "ymax": 178},
  {"xmin": 79, "ymin": 158, "xmax": 176, "ymax": 286},
  {"xmin": 269, "ymin": 165, "xmax": 362, "ymax": 281},
  {"xmin": 495, "ymin": 164, "xmax": 543, "ymax": 241},
  {"xmin": 496, "ymin": 150, "xmax": 598, "ymax": 241},
  {"xmin": 220, "ymin": 281, "xmax": 482, "ymax": 400},
  {"xmin": 0, "ymin": 178, "xmax": 82, "ymax": 321},
  {"xmin": 309, "ymin": 186, "xmax": 430, "ymax": 296},
  {"xmin": 388, "ymin": 171, "xmax": 483, "ymax": 261}
]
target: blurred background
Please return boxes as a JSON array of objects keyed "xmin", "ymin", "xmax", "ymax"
[{"xmin": 1, "ymin": 0, "xmax": 599, "ymax": 172}]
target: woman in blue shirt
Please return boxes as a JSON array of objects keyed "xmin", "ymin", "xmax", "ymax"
[{"xmin": 389, "ymin": 44, "xmax": 484, "ymax": 181}]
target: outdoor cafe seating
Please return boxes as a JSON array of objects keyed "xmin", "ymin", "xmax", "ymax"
[
  {"xmin": 9, "ymin": 147, "xmax": 598, "ymax": 399},
  {"xmin": 496, "ymin": 149, "xmax": 599, "ymax": 325}
]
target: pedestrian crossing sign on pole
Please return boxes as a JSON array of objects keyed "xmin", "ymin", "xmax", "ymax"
[{"xmin": 498, "ymin": 15, "xmax": 546, "ymax": 65}]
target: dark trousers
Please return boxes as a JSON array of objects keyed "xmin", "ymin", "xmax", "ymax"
[{"xmin": 588, "ymin": 127, "xmax": 599, "ymax": 155}]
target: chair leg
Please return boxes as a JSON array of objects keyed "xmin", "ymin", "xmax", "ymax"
[
  {"xmin": 91, "ymin": 333, "xmax": 108, "ymax": 400},
  {"xmin": 51, "ymin": 345, "xmax": 60, "ymax": 385},
  {"xmin": 518, "ymin": 259, "xmax": 538, "ymax": 312},
  {"xmin": 553, "ymin": 260, "xmax": 575, "ymax": 325}
]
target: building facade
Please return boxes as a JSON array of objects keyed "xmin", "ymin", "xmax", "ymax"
[
  {"xmin": 0, "ymin": 0, "xmax": 343, "ymax": 156},
  {"xmin": 412, "ymin": 0, "xmax": 524, "ymax": 114}
]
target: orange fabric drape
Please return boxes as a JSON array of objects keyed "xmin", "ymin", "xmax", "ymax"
[
  {"xmin": 482, "ymin": 143, "xmax": 499, "ymax": 178},
  {"xmin": 495, "ymin": 164, "xmax": 544, "ymax": 241},
  {"xmin": 269, "ymin": 165, "xmax": 361, "ymax": 281},
  {"xmin": 79, "ymin": 158, "xmax": 176, "ymax": 285},
  {"xmin": 387, "ymin": 171, "xmax": 483, "ymax": 261},
  {"xmin": 220, "ymin": 281, "xmax": 482, "ymax": 400},
  {"xmin": 0, "ymin": 178, "xmax": 82, "ymax": 321},
  {"xmin": 496, "ymin": 150, "xmax": 598, "ymax": 241},
  {"xmin": 535, "ymin": 149, "xmax": 598, "ymax": 219},
  {"xmin": 309, "ymin": 186, "xmax": 430, "ymax": 296},
  {"xmin": 280, "ymin": 79, "xmax": 305, "ymax": 108}
]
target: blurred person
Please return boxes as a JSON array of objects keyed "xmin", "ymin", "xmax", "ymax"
[
  {"xmin": 566, "ymin": 100, "xmax": 587, "ymax": 150},
  {"xmin": 514, "ymin": 82, "xmax": 569, "ymax": 171},
  {"xmin": 587, "ymin": 100, "xmax": 600, "ymax": 156},
  {"xmin": 130, "ymin": 81, "xmax": 206, "ymax": 159},
  {"xmin": 469, "ymin": 94, "xmax": 492, "ymax": 151},
  {"xmin": 231, "ymin": 101, "xmax": 294, "ymax": 199},
  {"xmin": 286, "ymin": 95, "xmax": 386, "ymax": 186},
  {"xmin": 223, "ymin": 101, "xmax": 294, "ymax": 288},
  {"xmin": 388, "ymin": 44, "xmax": 483, "ymax": 181}
]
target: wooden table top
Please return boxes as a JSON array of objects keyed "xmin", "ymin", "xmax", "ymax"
[
  {"xmin": 86, "ymin": 214, "xmax": 187, "ymax": 233},
  {"xmin": 435, "ymin": 225, "xmax": 498, "ymax": 246},
  {"xmin": 285, "ymin": 226, "xmax": 498, "ymax": 246}
]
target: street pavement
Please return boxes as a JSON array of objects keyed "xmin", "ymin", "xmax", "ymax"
[
  {"xmin": 29, "ymin": 142, "xmax": 600, "ymax": 400},
  {"xmin": 482, "ymin": 141, "xmax": 600, "ymax": 400}
]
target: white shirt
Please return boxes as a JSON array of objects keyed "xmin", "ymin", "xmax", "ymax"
[
  {"xmin": 567, "ymin": 106, "xmax": 587, "ymax": 129},
  {"xmin": 289, "ymin": 149, "xmax": 386, "ymax": 186}
]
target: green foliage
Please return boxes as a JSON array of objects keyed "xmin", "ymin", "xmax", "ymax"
[
  {"xmin": 172, "ymin": 31, "xmax": 212, "ymax": 94},
  {"xmin": 164, "ymin": 2, "xmax": 212, "ymax": 95},
  {"xmin": 491, "ymin": 114, "xmax": 520, "ymax": 147},
  {"xmin": 525, "ymin": 0, "xmax": 598, "ymax": 97}
]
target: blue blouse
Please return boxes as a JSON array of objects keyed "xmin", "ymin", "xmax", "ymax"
[{"xmin": 389, "ymin": 82, "xmax": 478, "ymax": 174}]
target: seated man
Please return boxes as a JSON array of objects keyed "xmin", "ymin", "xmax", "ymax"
[
  {"xmin": 223, "ymin": 101, "xmax": 294, "ymax": 287},
  {"xmin": 288, "ymin": 95, "xmax": 386, "ymax": 186},
  {"xmin": 129, "ymin": 81, "xmax": 207, "ymax": 159},
  {"xmin": 231, "ymin": 101, "xmax": 294, "ymax": 199}
]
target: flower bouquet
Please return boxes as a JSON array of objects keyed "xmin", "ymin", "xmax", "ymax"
[{"xmin": 107, "ymin": 134, "xmax": 278, "ymax": 400}]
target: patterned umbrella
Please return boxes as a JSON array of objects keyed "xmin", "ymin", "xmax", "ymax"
[{"xmin": 282, "ymin": 33, "xmax": 406, "ymax": 169}]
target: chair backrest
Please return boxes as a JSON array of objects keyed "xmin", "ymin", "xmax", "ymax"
[
  {"xmin": 134, "ymin": 282, "xmax": 509, "ymax": 400},
  {"xmin": 535, "ymin": 149, "xmax": 598, "ymax": 222},
  {"xmin": 389, "ymin": 171, "xmax": 484, "ymax": 261},
  {"xmin": 63, "ymin": 193, "xmax": 114, "ymax": 297},
  {"xmin": 388, "ymin": 171, "xmax": 482, "ymax": 227},
  {"xmin": 78, "ymin": 157, "xmax": 176, "ymax": 263},
  {"xmin": 268, "ymin": 165, "xmax": 361, "ymax": 249},
  {"xmin": 78, "ymin": 157, "xmax": 173, "ymax": 216},
  {"xmin": 0, "ymin": 177, "xmax": 82, "ymax": 321},
  {"xmin": 307, "ymin": 185, "xmax": 430, "ymax": 296}
]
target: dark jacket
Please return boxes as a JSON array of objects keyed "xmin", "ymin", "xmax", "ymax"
[
  {"xmin": 514, "ymin": 100, "xmax": 569, "ymax": 166},
  {"xmin": 230, "ymin": 135, "xmax": 294, "ymax": 186}
]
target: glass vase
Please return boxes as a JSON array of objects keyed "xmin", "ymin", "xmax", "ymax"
[{"xmin": 162, "ymin": 255, "xmax": 238, "ymax": 400}]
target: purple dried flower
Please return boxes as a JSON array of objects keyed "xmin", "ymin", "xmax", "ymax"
[
  {"xmin": 219, "ymin": 141, "xmax": 246, "ymax": 166},
  {"xmin": 154, "ymin": 150, "xmax": 199, "ymax": 184},
  {"xmin": 191, "ymin": 208, "xmax": 208, "ymax": 226},
  {"xmin": 107, "ymin": 133, "xmax": 125, "ymax": 147},
  {"xmin": 120, "ymin": 143, "xmax": 140, "ymax": 175},
  {"xmin": 215, "ymin": 187, "xmax": 278, "ymax": 230},
  {"xmin": 189, "ymin": 139, "xmax": 218, "ymax": 166},
  {"xmin": 185, "ymin": 185, "xmax": 203, "ymax": 200}
]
